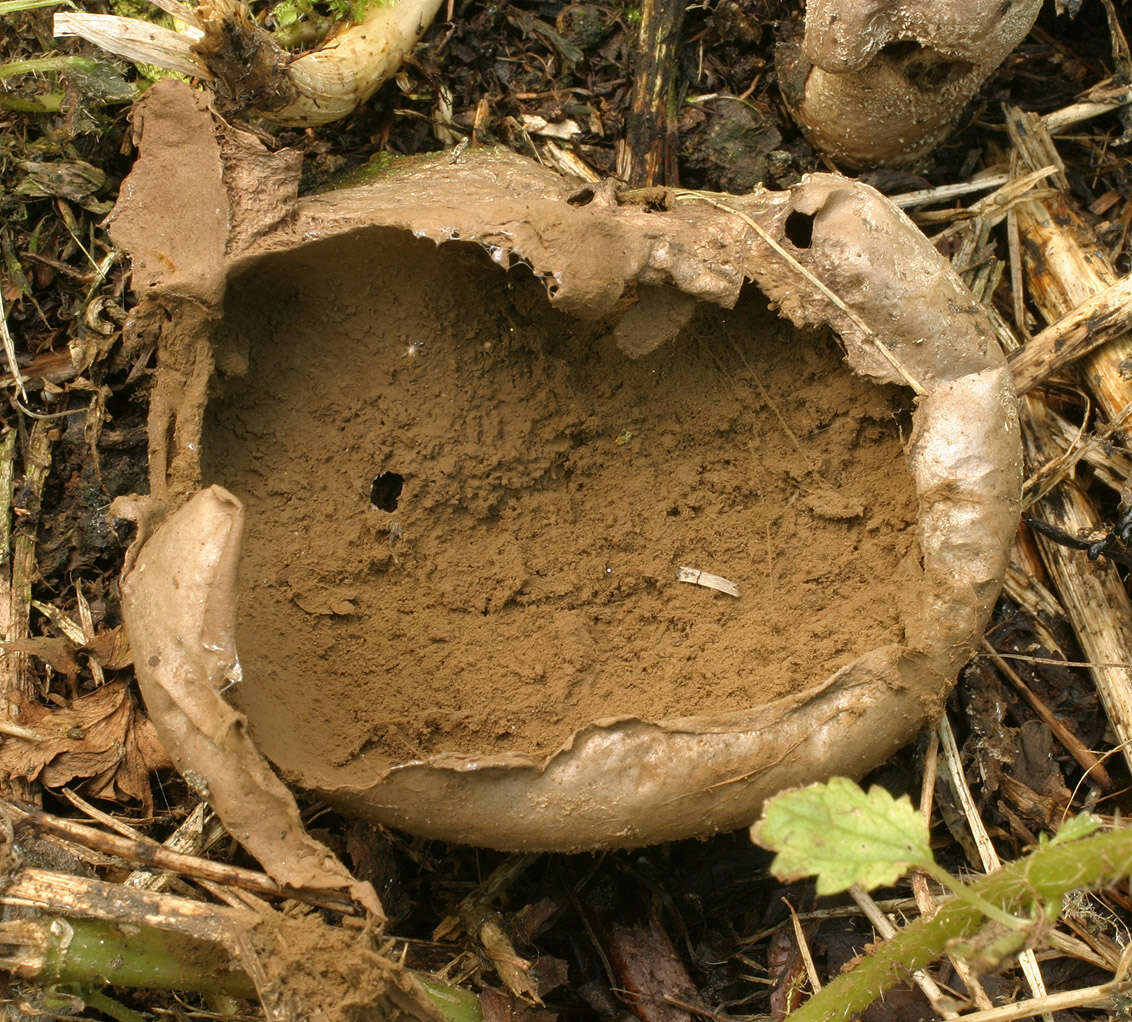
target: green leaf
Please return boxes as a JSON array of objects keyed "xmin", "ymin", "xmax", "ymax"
[
  {"xmin": 1047, "ymin": 812, "xmax": 1103, "ymax": 846},
  {"xmin": 752, "ymin": 777, "xmax": 934, "ymax": 895}
]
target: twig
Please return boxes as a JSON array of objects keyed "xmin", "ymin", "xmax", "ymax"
[
  {"xmin": 934, "ymin": 979, "xmax": 1132, "ymax": 1022},
  {"xmin": 125, "ymin": 802, "xmax": 215, "ymax": 892},
  {"xmin": 1042, "ymin": 83, "xmax": 1132, "ymax": 135},
  {"xmin": 616, "ymin": 0, "xmax": 685, "ymax": 186},
  {"xmin": 5, "ymin": 801, "xmax": 362, "ymax": 916},
  {"xmin": 937, "ymin": 715, "xmax": 1052, "ymax": 1018},
  {"xmin": 889, "ymin": 174, "xmax": 1008, "ymax": 210},
  {"xmin": 0, "ymin": 290, "xmax": 27, "ymax": 402}
]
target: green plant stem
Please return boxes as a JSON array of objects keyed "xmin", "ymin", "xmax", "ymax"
[
  {"xmin": 0, "ymin": 0, "xmax": 73, "ymax": 12},
  {"xmin": 0, "ymin": 55, "xmax": 98, "ymax": 79},
  {"xmin": 73, "ymin": 987, "xmax": 148, "ymax": 1022},
  {"xmin": 19, "ymin": 916, "xmax": 483, "ymax": 1021},
  {"xmin": 789, "ymin": 827, "xmax": 1132, "ymax": 1022},
  {"xmin": 0, "ymin": 94, "xmax": 62, "ymax": 113},
  {"xmin": 37, "ymin": 917, "xmax": 254, "ymax": 998},
  {"xmin": 920, "ymin": 862, "xmax": 1029, "ymax": 930},
  {"xmin": 416, "ymin": 976, "xmax": 484, "ymax": 1022}
]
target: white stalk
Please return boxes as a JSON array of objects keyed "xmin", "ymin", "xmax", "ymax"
[{"xmin": 54, "ymin": 0, "xmax": 445, "ymax": 126}]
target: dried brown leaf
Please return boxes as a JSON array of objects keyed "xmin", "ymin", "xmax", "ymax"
[{"xmin": 0, "ymin": 681, "xmax": 171, "ymax": 812}]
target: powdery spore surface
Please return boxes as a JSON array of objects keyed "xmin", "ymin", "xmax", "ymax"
[{"xmin": 202, "ymin": 230, "xmax": 919, "ymax": 775}]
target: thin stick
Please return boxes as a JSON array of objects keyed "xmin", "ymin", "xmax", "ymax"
[
  {"xmin": 935, "ymin": 979, "xmax": 1132, "ymax": 1022},
  {"xmin": 1009, "ymin": 273, "xmax": 1132, "ymax": 395},
  {"xmin": 1042, "ymin": 83, "xmax": 1132, "ymax": 134},
  {"xmin": 0, "ymin": 291, "xmax": 27, "ymax": 402},
  {"xmin": 1007, "ymin": 203, "xmax": 1028, "ymax": 341},
  {"xmin": 890, "ymin": 174, "xmax": 1009, "ymax": 210},
  {"xmin": 783, "ymin": 898, "xmax": 821, "ymax": 994},
  {"xmin": 937, "ymin": 715, "xmax": 1052, "ymax": 1017},
  {"xmin": 5, "ymin": 802, "xmax": 362, "ymax": 916},
  {"xmin": 0, "ymin": 865, "xmax": 245, "ymax": 946},
  {"xmin": 125, "ymin": 802, "xmax": 215, "ymax": 892}
]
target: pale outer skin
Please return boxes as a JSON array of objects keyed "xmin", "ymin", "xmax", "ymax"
[{"xmin": 783, "ymin": 0, "xmax": 1044, "ymax": 165}]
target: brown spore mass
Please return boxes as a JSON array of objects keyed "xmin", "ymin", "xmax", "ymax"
[{"xmin": 202, "ymin": 229, "xmax": 920, "ymax": 778}]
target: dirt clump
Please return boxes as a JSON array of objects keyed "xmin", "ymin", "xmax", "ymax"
[{"xmin": 202, "ymin": 228, "xmax": 920, "ymax": 776}]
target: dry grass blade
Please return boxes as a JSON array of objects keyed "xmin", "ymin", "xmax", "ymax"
[{"xmin": 53, "ymin": 12, "xmax": 209, "ymax": 78}]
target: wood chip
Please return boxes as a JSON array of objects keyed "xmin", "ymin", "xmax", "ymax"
[{"xmin": 675, "ymin": 566, "xmax": 739, "ymax": 597}]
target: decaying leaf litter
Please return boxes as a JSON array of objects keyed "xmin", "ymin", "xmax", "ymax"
[{"xmin": 0, "ymin": 1, "xmax": 1131, "ymax": 1020}]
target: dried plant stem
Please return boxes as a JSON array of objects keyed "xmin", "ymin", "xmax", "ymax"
[
  {"xmin": 1009, "ymin": 273, "xmax": 1132, "ymax": 395},
  {"xmin": 1017, "ymin": 407, "xmax": 1132, "ymax": 779},
  {"xmin": 938, "ymin": 979, "xmax": 1132, "ymax": 1022},
  {"xmin": 890, "ymin": 173, "xmax": 1008, "ymax": 210},
  {"xmin": 6, "ymin": 801, "xmax": 360, "ymax": 915},
  {"xmin": 1042, "ymin": 81, "xmax": 1132, "ymax": 134},
  {"xmin": 1007, "ymin": 109, "xmax": 1132, "ymax": 428},
  {"xmin": 2, "ymin": 422, "xmax": 52, "ymax": 800},
  {"xmin": 937, "ymin": 715, "xmax": 1051, "ymax": 1015},
  {"xmin": 124, "ymin": 801, "xmax": 214, "ymax": 891},
  {"xmin": 616, "ymin": 0, "xmax": 684, "ymax": 186},
  {"xmin": 1001, "ymin": 108, "xmax": 1132, "ymax": 781}
]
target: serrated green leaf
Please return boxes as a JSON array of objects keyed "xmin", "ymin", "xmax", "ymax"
[
  {"xmin": 1049, "ymin": 813, "xmax": 1103, "ymax": 846},
  {"xmin": 752, "ymin": 777, "xmax": 934, "ymax": 895}
]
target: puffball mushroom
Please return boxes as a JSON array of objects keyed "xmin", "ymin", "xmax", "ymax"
[
  {"xmin": 776, "ymin": 0, "xmax": 1044, "ymax": 167},
  {"xmin": 54, "ymin": 0, "xmax": 444, "ymax": 127}
]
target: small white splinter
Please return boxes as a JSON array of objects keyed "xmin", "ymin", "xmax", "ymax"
[{"xmin": 676, "ymin": 566, "xmax": 740, "ymax": 598}]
